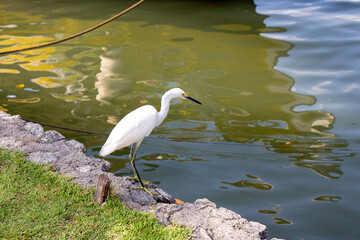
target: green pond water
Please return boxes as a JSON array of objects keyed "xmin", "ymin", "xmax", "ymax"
[{"xmin": 1, "ymin": 0, "xmax": 359, "ymax": 239}]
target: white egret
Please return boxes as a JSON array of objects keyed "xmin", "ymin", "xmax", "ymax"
[{"xmin": 99, "ymin": 88, "xmax": 201, "ymax": 195}]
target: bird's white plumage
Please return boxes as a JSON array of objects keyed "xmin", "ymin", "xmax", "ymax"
[{"xmin": 99, "ymin": 105, "xmax": 158, "ymax": 156}]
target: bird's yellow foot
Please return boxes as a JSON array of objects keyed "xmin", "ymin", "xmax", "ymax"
[
  {"xmin": 133, "ymin": 186, "xmax": 159, "ymax": 197},
  {"xmin": 127, "ymin": 176, "xmax": 150, "ymax": 185}
]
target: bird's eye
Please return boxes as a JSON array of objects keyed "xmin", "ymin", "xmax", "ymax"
[{"xmin": 182, "ymin": 93, "xmax": 186, "ymax": 97}]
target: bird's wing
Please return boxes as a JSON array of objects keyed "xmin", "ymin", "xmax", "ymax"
[{"xmin": 99, "ymin": 105, "xmax": 158, "ymax": 156}]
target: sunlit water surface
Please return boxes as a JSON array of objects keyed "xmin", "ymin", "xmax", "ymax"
[{"xmin": 1, "ymin": 0, "xmax": 359, "ymax": 239}]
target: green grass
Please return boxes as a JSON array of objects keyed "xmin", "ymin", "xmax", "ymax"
[{"xmin": 0, "ymin": 148, "xmax": 191, "ymax": 240}]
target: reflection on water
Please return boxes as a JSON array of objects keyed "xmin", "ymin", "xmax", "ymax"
[
  {"xmin": 221, "ymin": 174, "xmax": 273, "ymax": 190},
  {"xmin": 1, "ymin": 0, "xmax": 360, "ymax": 239},
  {"xmin": 95, "ymin": 47, "xmax": 134, "ymax": 104},
  {"xmin": 313, "ymin": 195, "xmax": 342, "ymax": 202},
  {"xmin": 8, "ymin": 97, "xmax": 41, "ymax": 103},
  {"xmin": 95, "ymin": 46, "xmax": 137, "ymax": 125},
  {"xmin": 272, "ymin": 217, "xmax": 293, "ymax": 225},
  {"xmin": 259, "ymin": 209, "xmax": 278, "ymax": 215},
  {"xmin": 263, "ymin": 137, "xmax": 350, "ymax": 179}
]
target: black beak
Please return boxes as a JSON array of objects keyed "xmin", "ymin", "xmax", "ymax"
[{"xmin": 185, "ymin": 96, "xmax": 202, "ymax": 105}]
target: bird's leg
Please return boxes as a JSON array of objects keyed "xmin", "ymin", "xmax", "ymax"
[
  {"xmin": 127, "ymin": 144, "xmax": 149, "ymax": 184},
  {"xmin": 130, "ymin": 146, "xmax": 144, "ymax": 188},
  {"xmin": 130, "ymin": 142, "xmax": 158, "ymax": 196},
  {"xmin": 129, "ymin": 143, "xmax": 134, "ymax": 160},
  {"xmin": 130, "ymin": 142, "xmax": 147, "ymax": 187},
  {"xmin": 128, "ymin": 144, "xmax": 136, "ymax": 180}
]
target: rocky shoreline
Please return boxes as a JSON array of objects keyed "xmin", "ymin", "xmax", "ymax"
[{"xmin": 0, "ymin": 110, "xmax": 280, "ymax": 240}]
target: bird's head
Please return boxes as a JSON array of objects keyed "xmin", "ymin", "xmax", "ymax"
[{"xmin": 167, "ymin": 88, "xmax": 202, "ymax": 105}]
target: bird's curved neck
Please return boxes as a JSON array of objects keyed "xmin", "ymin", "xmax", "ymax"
[{"xmin": 157, "ymin": 92, "xmax": 172, "ymax": 126}]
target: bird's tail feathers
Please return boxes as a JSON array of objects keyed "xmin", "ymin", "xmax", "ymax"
[
  {"xmin": 99, "ymin": 143, "xmax": 124, "ymax": 157},
  {"xmin": 99, "ymin": 145, "xmax": 113, "ymax": 157}
]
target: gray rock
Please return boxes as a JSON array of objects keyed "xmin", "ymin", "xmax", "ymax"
[
  {"xmin": 66, "ymin": 139, "xmax": 86, "ymax": 152},
  {"xmin": 155, "ymin": 198, "xmax": 268, "ymax": 240},
  {"xmin": 23, "ymin": 122, "xmax": 44, "ymax": 140},
  {"xmin": 101, "ymin": 161, "xmax": 111, "ymax": 172},
  {"xmin": 40, "ymin": 130, "xmax": 65, "ymax": 143},
  {"xmin": 28, "ymin": 151, "xmax": 58, "ymax": 164},
  {"xmin": 0, "ymin": 138, "xmax": 23, "ymax": 149},
  {"xmin": 192, "ymin": 227, "xmax": 212, "ymax": 240},
  {"xmin": 76, "ymin": 165, "xmax": 95, "ymax": 173}
]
